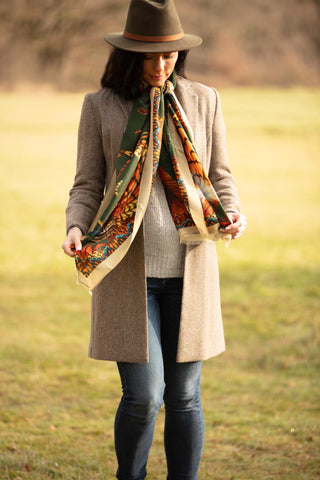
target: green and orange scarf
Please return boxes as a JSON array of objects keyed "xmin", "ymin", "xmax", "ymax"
[{"xmin": 75, "ymin": 73, "xmax": 231, "ymax": 291}]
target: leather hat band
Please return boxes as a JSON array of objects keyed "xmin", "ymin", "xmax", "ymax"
[{"xmin": 123, "ymin": 30, "xmax": 184, "ymax": 42}]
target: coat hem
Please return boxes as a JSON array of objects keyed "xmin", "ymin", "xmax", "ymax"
[{"xmin": 88, "ymin": 346, "xmax": 226, "ymax": 363}]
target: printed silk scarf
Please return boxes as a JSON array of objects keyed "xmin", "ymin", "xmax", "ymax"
[{"xmin": 75, "ymin": 73, "xmax": 232, "ymax": 291}]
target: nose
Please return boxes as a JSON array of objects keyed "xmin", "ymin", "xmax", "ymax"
[{"xmin": 154, "ymin": 56, "xmax": 165, "ymax": 72}]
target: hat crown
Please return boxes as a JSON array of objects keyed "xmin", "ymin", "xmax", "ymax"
[
  {"xmin": 124, "ymin": 0, "xmax": 183, "ymax": 39},
  {"xmin": 104, "ymin": 0, "xmax": 202, "ymax": 53}
]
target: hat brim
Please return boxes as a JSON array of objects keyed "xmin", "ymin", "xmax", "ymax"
[{"xmin": 104, "ymin": 32, "xmax": 202, "ymax": 52}]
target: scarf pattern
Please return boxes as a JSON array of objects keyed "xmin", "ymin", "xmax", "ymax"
[{"xmin": 75, "ymin": 75, "xmax": 231, "ymax": 289}]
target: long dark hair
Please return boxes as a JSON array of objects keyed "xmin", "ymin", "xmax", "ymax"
[{"xmin": 100, "ymin": 48, "xmax": 189, "ymax": 99}]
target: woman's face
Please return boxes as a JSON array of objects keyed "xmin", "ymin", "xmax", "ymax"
[{"xmin": 142, "ymin": 51, "xmax": 179, "ymax": 87}]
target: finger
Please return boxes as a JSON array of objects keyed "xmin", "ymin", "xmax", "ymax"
[
  {"xmin": 73, "ymin": 239, "xmax": 82, "ymax": 251},
  {"xmin": 65, "ymin": 247, "xmax": 76, "ymax": 257},
  {"xmin": 232, "ymin": 226, "xmax": 246, "ymax": 239},
  {"xmin": 221, "ymin": 223, "xmax": 239, "ymax": 233},
  {"xmin": 231, "ymin": 217, "xmax": 247, "ymax": 232},
  {"xmin": 240, "ymin": 215, "xmax": 247, "ymax": 228},
  {"xmin": 62, "ymin": 241, "xmax": 76, "ymax": 257}
]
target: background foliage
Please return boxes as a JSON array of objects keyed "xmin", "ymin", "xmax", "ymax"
[{"xmin": 1, "ymin": 0, "xmax": 320, "ymax": 90}]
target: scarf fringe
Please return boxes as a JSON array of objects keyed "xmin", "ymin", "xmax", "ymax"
[{"xmin": 179, "ymin": 224, "xmax": 231, "ymax": 246}]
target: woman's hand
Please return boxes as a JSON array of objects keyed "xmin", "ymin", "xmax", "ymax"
[
  {"xmin": 62, "ymin": 226, "xmax": 83, "ymax": 257},
  {"xmin": 220, "ymin": 213, "xmax": 247, "ymax": 240}
]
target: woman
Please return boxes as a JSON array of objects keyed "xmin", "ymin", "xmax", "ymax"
[{"xmin": 62, "ymin": 0, "xmax": 246, "ymax": 479}]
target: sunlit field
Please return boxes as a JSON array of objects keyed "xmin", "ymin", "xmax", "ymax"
[{"xmin": 0, "ymin": 87, "xmax": 319, "ymax": 479}]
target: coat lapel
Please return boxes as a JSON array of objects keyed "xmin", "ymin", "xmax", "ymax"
[
  {"xmin": 114, "ymin": 94, "xmax": 133, "ymax": 120},
  {"xmin": 175, "ymin": 77, "xmax": 199, "ymax": 133}
]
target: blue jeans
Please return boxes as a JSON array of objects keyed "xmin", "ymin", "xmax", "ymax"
[{"xmin": 115, "ymin": 277, "xmax": 204, "ymax": 480}]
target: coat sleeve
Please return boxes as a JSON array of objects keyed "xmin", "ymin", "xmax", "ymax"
[
  {"xmin": 66, "ymin": 93, "xmax": 106, "ymax": 234},
  {"xmin": 208, "ymin": 88, "xmax": 240, "ymax": 215}
]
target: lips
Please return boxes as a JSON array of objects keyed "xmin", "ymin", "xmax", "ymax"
[{"xmin": 144, "ymin": 73, "xmax": 167, "ymax": 86}]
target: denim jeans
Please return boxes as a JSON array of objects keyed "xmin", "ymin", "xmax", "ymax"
[{"xmin": 115, "ymin": 277, "xmax": 204, "ymax": 480}]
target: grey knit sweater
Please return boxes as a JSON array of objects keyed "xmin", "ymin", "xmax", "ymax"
[{"xmin": 144, "ymin": 173, "xmax": 185, "ymax": 278}]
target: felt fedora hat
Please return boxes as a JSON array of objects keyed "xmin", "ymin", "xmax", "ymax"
[{"xmin": 104, "ymin": 0, "xmax": 202, "ymax": 53}]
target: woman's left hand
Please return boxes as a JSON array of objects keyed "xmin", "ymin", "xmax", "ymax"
[{"xmin": 220, "ymin": 213, "xmax": 247, "ymax": 240}]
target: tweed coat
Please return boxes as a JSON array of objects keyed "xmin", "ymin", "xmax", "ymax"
[{"xmin": 66, "ymin": 76, "xmax": 240, "ymax": 363}]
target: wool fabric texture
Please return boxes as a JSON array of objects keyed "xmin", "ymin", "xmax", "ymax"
[
  {"xmin": 144, "ymin": 173, "xmax": 185, "ymax": 278},
  {"xmin": 75, "ymin": 73, "xmax": 231, "ymax": 291}
]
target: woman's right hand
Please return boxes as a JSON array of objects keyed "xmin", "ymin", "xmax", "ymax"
[{"xmin": 62, "ymin": 226, "xmax": 83, "ymax": 257}]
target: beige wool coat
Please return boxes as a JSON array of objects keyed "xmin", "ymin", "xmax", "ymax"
[{"xmin": 66, "ymin": 76, "xmax": 240, "ymax": 363}]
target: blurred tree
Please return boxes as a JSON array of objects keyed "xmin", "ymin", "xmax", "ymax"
[{"xmin": 0, "ymin": 0, "xmax": 319, "ymax": 88}]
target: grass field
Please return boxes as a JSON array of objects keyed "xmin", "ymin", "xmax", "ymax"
[{"xmin": 0, "ymin": 87, "xmax": 319, "ymax": 479}]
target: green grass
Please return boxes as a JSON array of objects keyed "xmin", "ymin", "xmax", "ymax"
[{"xmin": 0, "ymin": 87, "xmax": 319, "ymax": 479}]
